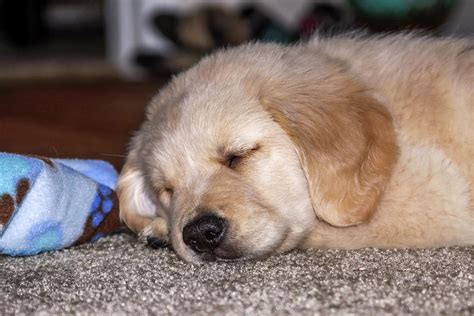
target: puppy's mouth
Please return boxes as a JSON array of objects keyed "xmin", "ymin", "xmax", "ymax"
[{"xmin": 181, "ymin": 215, "xmax": 244, "ymax": 261}]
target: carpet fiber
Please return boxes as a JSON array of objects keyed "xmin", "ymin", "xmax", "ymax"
[{"xmin": 1, "ymin": 234, "xmax": 472, "ymax": 314}]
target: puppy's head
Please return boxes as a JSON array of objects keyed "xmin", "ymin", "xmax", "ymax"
[{"xmin": 118, "ymin": 43, "xmax": 398, "ymax": 262}]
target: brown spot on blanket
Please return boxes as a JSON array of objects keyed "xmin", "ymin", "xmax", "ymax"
[
  {"xmin": 16, "ymin": 178, "xmax": 30, "ymax": 206},
  {"xmin": 0, "ymin": 194, "xmax": 15, "ymax": 226},
  {"xmin": 74, "ymin": 191, "xmax": 122, "ymax": 245}
]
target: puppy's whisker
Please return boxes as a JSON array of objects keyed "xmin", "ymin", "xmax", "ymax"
[{"xmin": 100, "ymin": 153, "xmax": 127, "ymax": 158}]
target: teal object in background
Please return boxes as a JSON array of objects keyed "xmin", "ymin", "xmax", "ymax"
[{"xmin": 349, "ymin": 0, "xmax": 457, "ymax": 31}]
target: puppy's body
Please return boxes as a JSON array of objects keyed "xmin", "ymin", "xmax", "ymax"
[
  {"xmin": 303, "ymin": 35, "xmax": 474, "ymax": 248},
  {"xmin": 118, "ymin": 34, "xmax": 474, "ymax": 262}
]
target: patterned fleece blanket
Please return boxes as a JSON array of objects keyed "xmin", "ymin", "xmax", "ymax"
[{"xmin": 0, "ymin": 153, "xmax": 122, "ymax": 256}]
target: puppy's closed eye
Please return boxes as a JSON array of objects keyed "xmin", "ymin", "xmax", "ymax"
[
  {"xmin": 226, "ymin": 153, "xmax": 243, "ymax": 169},
  {"xmin": 223, "ymin": 145, "xmax": 260, "ymax": 169}
]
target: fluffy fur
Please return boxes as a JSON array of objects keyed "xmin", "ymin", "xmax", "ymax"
[{"xmin": 117, "ymin": 33, "xmax": 474, "ymax": 262}]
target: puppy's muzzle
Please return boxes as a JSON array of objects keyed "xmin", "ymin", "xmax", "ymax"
[{"xmin": 182, "ymin": 215, "xmax": 226, "ymax": 254}]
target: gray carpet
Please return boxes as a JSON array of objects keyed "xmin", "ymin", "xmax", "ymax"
[{"xmin": 1, "ymin": 234, "xmax": 473, "ymax": 315}]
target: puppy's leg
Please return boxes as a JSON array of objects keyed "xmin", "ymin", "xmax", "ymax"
[
  {"xmin": 118, "ymin": 161, "xmax": 169, "ymax": 248},
  {"xmin": 120, "ymin": 206, "xmax": 152, "ymax": 234},
  {"xmin": 139, "ymin": 217, "xmax": 169, "ymax": 248},
  {"xmin": 299, "ymin": 221, "xmax": 371, "ymax": 249},
  {"xmin": 121, "ymin": 209, "xmax": 169, "ymax": 248}
]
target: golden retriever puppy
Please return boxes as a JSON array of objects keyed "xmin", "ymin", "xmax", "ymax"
[{"xmin": 118, "ymin": 33, "xmax": 474, "ymax": 262}]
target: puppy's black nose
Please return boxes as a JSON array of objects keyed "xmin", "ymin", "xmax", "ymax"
[{"xmin": 182, "ymin": 215, "xmax": 226, "ymax": 253}]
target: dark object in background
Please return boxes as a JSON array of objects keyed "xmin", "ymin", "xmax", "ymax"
[
  {"xmin": 0, "ymin": 0, "xmax": 105, "ymax": 54},
  {"xmin": 134, "ymin": 49, "xmax": 202, "ymax": 76},
  {"xmin": 153, "ymin": 6, "xmax": 251, "ymax": 53},
  {"xmin": 298, "ymin": 3, "xmax": 345, "ymax": 39},
  {"xmin": 136, "ymin": 3, "xmax": 344, "ymax": 75},
  {"xmin": 141, "ymin": 6, "xmax": 253, "ymax": 74},
  {"xmin": 0, "ymin": 0, "xmax": 47, "ymax": 47},
  {"xmin": 240, "ymin": 5, "xmax": 295, "ymax": 44},
  {"xmin": 349, "ymin": 0, "xmax": 457, "ymax": 31},
  {"xmin": 131, "ymin": 1, "xmax": 458, "ymax": 77}
]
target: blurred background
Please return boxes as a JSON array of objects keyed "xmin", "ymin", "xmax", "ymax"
[{"xmin": 0, "ymin": 0, "xmax": 472, "ymax": 169}]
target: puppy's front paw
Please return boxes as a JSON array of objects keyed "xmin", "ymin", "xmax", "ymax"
[{"xmin": 139, "ymin": 217, "xmax": 169, "ymax": 249}]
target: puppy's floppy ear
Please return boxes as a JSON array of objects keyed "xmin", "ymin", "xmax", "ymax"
[
  {"xmin": 260, "ymin": 71, "xmax": 398, "ymax": 227},
  {"xmin": 117, "ymin": 150, "xmax": 157, "ymax": 234}
]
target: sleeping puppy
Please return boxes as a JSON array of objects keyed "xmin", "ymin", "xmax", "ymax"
[{"xmin": 118, "ymin": 34, "xmax": 474, "ymax": 262}]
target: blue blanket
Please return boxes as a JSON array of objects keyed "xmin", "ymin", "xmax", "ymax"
[{"xmin": 0, "ymin": 153, "xmax": 122, "ymax": 256}]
